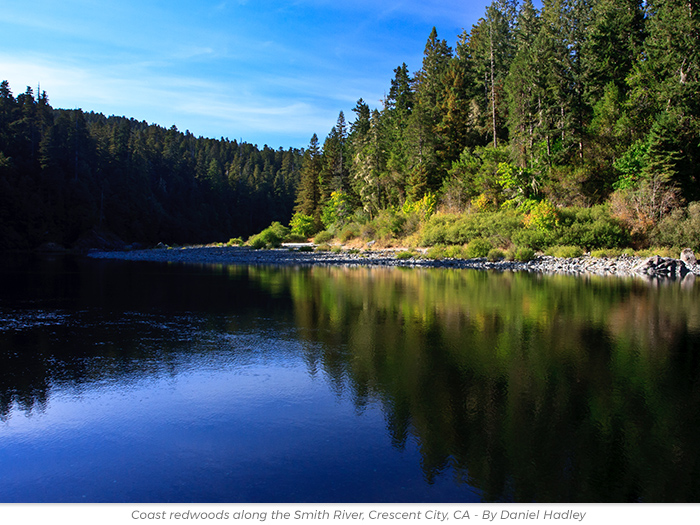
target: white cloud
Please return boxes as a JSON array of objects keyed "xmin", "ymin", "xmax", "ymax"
[{"xmin": 0, "ymin": 53, "xmax": 337, "ymax": 146}]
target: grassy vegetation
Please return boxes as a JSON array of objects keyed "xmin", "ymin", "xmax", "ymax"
[{"xmin": 244, "ymin": 201, "xmax": 700, "ymax": 260}]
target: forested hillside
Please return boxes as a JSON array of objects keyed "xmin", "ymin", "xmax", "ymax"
[
  {"xmin": 2, "ymin": 0, "xmax": 699, "ymax": 253},
  {"xmin": 0, "ymin": 82, "xmax": 302, "ymax": 250},
  {"xmin": 289, "ymin": 0, "xmax": 700, "ymax": 252}
]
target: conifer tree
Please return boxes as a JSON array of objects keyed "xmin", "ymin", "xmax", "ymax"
[
  {"xmin": 295, "ymin": 134, "xmax": 323, "ymax": 225},
  {"xmin": 505, "ymin": 0, "xmax": 542, "ymax": 165},
  {"xmin": 409, "ymin": 27, "xmax": 453, "ymax": 195}
]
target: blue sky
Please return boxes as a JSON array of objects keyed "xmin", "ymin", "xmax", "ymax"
[{"xmin": 2, "ymin": 0, "xmax": 498, "ymax": 149}]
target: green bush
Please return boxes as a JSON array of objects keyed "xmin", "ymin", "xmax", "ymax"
[
  {"xmin": 652, "ymin": 202, "xmax": 700, "ymax": 251},
  {"xmin": 360, "ymin": 222, "xmax": 376, "ymax": 240},
  {"xmin": 464, "ymin": 238, "xmax": 493, "ymax": 258},
  {"xmin": 374, "ymin": 208, "xmax": 406, "ymax": 240},
  {"xmin": 511, "ymin": 227, "xmax": 553, "ymax": 251},
  {"xmin": 226, "ymin": 237, "xmax": 243, "ymax": 246},
  {"xmin": 247, "ymin": 221, "xmax": 290, "ymax": 249},
  {"xmin": 487, "ymin": 248, "xmax": 506, "ymax": 262},
  {"xmin": 338, "ymin": 224, "xmax": 360, "ymax": 243},
  {"xmin": 420, "ymin": 211, "xmax": 521, "ymax": 247},
  {"xmin": 444, "ymin": 245, "xmax": 465, "ymax": 259},
  {"xmin": 514, "ymin": 247, "xmax": 536, "ymax": 262},
  {"xmin": 395, "ymin": 250, "xmax": 415, "ymax": 260},
  {"xmin": 321, "ymin": 191, "xmax": 353, "ymax": 229},
  {"xmin": 248, "ymin": 236, "xmax": 267, "ymax": 249},
  {"xmin": 546, "ymin": 245, "xmax": 584, "ymax": 258},
  {"xmin": 285, "ymin": 233, "xmax": 308, "ymax": 243},
  {"xmin": 425, "ymin": 245, "xmax": 447, "ymax": 259},
  {"xmin": 420, "ymin": 213, "xmax": 461, "ymax": 245},
  {"xmin": 289, "ymin": 212, "xmax": 317, "ymax": 238},
  {"xmin": 555, "ymin": 205, "xmax": 630, "ymax": 249},
  {"xmin": 313, "ymin": 230, "xmax": 334, "ymax": 244}
]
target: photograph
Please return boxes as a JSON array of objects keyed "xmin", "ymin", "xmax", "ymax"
[{"xmin": 1, "ymin": 0, "xmax": 699, "ymax": 516}]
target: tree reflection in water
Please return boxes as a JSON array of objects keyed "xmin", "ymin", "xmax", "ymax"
[{"xmin": 2, "ymin": 256, "xmax": 700, "ymax": 502}]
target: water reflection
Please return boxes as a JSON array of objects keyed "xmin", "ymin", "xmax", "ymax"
[
  {"xmin": 242, "ymin": 265, "xmax": 700, "ymax": 502},
  {"xmin": 1, "ymin": 255, "xmax": 700, "ymax": 502}
]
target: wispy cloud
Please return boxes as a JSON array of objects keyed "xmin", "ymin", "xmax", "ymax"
[
  {"xmin": 1, "ymin": 0, "xmax": 493, "ymax": 147},
  {"xmin": 0, "ymin": 52, "xmax": 339, "ymax": 146}
]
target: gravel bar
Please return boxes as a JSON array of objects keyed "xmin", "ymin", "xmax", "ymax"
[{"xmin": 88, "ymin": 246, "xmax": 700, "ymax": 280}]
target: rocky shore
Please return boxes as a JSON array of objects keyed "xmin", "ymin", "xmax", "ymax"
[{"xmin": 87, "ymin": 245, "xmax": 700, "ymax": 281}]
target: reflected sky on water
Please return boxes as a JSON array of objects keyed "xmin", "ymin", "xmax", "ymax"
[{"xmin": 1, "ymin": 255, "xmax": 700, "ymax": 502}]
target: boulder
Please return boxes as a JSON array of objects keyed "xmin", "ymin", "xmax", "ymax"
[
  {"xmin": 635, "ymin": 255, "xmax": 689, "ymax": 278},
  {"xmin": 681, "ymin": 248, "xmax": 697, "ymax": 266}
]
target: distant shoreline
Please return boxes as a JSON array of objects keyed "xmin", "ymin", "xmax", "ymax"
[{"xmin": 87, "ymin": 245, "xmax": 699, "ymax": 280}]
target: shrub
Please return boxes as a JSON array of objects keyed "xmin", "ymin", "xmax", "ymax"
[
  {"xmin": 374, "ymin": 208, "xmax": 406, "ymax": 240},
  {"xmin": 514, "ymin": 247, "xmax": 536, "ymax": 262},
  {"xmin": 313, "ymin": 230, "xmax": 334, "ymax": 244},
  {"xmin": 555, "ymin": 205, "xmax": 630, "ymax": 249},
  {"xmin": 402, "ymin": 192, "xmax": 437, "ymax": 220},
  {"xmin": 425, "ymin": 245, "xmax": 447, "ymax": 260},
  {"xmin": 395, "ymin": 250, "xmax": 415, "ymax": 260},
  {"xmin": 609, "ymin": 175, "xmax": 681, "ymax": 239},
  {"xmin": 285, "ymin": 233, "xmax": 308, "ymax": 243},
  {"xmin": 248, "ymin": 236, "xmax": 267, "ymax": 249},
  {"xmin": 290, "ymin": 212, "xmax": 317, "ymax": 238},
  {"xmin": 338, "ymin": 224, "xmax": 359, "ymax": 243},
  {"xmin": 635, "ymin": 246, "xmax": 677, "ymax": 258},
  {"xmin": 546, "ymin": 245, "xmax": 584, "ymax": 258},
  {"xmin": 487, "ymin": 248, "xmax": 506, "ymax": 262},
  {"xmin": 522, "ymin": 200, "xmax": 559, "ymax": 231},
  {"xmin": 444, "ymin": 245, "xmax": 465, "ymax": 259},
  {"xmin": 511, "ymin": 228, "xmax": 553, "ymax": 251},
  {"xmin": 360, "ymin": 222, "xmax": 376, "ymax": 240},
  {"xmin": 226, "ymin": 237, "xmax": 243, "ymax": 246},
  {"xmin": 420, "ymin": 213, "xmax": 482, "ymax": 246},
  {"xmin": 651, "ymin": 202, "xmax": 700, "ymax": 251},
  {"xmin": 464, "ymin": 238, "xmax": 493, "ymax": 258},
  {"xmin": 247, "ymin": 221, "xmax": 290, "ymax": 249}
]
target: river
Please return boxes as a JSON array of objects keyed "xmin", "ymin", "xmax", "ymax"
[{"xmin": 1, "ymin": 254, "xmax": 699, "ymax": 502}]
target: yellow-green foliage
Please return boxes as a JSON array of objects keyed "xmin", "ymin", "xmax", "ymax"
[
  {"xmin": 487, "ymin": 248, "xmax": 506, "ymax": 262},
  {"xmin": 395, "ymin": 250, "xmax": 416, "ymax": 260},
  {"xmin": 465, "ymin": 238, "xmax": 493, "ymax": 258},
  {"xmin": 444, "ymin": 245, "xmax": 465, "ymax": 259},
  {"xmin": 546, "ymin": 245, "xmax": 585, "ymax": 258},
  {"xmin": 420, "ymin": 210, "xmax": 523, "ymax": 247},
  {"xmin": 313, "ymin": 230, "xmax": 334, "ymax": 244},
  {"xmin": 425, "ymin": 245, "xmax": 447, "ymax": 259},
  {"xmin": 514, "ymin": 247, "xmax": 535, "ymax": 262},
  {"xmin": 290, "ymin": 212, "xmax": 317, "ymax": 238},
  {"xmin": 522, "ymin": 200, "xmax": 559, "ymax": 231},
  {"xmin": 247, "ymin": 221, "xmax": 290, "ymax": 249}
]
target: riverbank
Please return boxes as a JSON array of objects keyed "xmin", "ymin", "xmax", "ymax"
[{"xmin": 87, "ymin": 245, "xmax": 700, "ymax": 280}]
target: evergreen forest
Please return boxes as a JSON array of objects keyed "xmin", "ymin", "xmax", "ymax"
[
  {"xmin": 0, "ymin": 83, "xmax": 302, "ymax": 250},
  {"xmin": 287, "ymin": 0, "xmax": 700, "ymax": 256},
  {"xmin": 2, "ymin": 0, "xmax": 700, "ymax": 254}
]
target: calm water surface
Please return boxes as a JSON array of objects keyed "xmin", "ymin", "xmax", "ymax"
[{"xmin": 1, "ymin": 254, "xmax": 700, "ymax": 502}]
